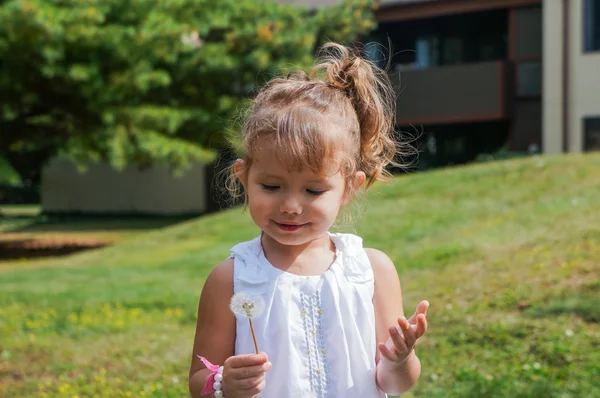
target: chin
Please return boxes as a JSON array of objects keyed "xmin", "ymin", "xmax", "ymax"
[
  {"xmin": 267, "ymin": 232, "xmax": 307, "ymax": 246},
  {"xmin": 268, "ymin": 229, "xmax": 329, "ymax": 247}
]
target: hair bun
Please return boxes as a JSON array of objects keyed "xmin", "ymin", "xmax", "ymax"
[
  {"xmin": 312, "ymin": 42, "xmax": 404, "ymax": 188},
  {"xmin": 322, "ymin": 46, "xmax": 362, "ymax": 93}
]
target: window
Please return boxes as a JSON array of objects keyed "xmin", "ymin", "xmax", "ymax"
[
  {"xmin": 584, "ymin": 0, "xmax": 600, "ymax": 52},
  {"xmin": 513, "ymin": 6, "xmax": 542, "ymax": 97},
  {"xmin": 415, "ymin": 36, "xmax": 440, "ymax": 68},
  {"xmin": 515, "ymin": 7, "xmax": 542, "ymax": 57},
  {"xmin": 517, "ymin": 61, "xmax": 542, "ymax": 96},
  {"xmin": 414, "ymin": 36, "xmax": 468, "ymax": 67},
  {"xmin": 442, "ymin": 37, "xmax": 464, "ymax": 65},
  {"xmin": 584, "ymin": 117, "xmax": 600, "ymax": 151},
  {"xmin": 364, "ymin": 41, "xmax": 386, "ymax": 69},
  {"xmin": 479, "ymin": 33, "xmax": 507, "ymax": 61}
]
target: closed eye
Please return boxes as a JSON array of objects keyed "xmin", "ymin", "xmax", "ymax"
[
  {"xmin": 307, "ymin": 189, "xmax": 325, "ymax": 196},
  {"xmin": 261, "ymin": 184, "xmax": 279, "ymax": 191}
]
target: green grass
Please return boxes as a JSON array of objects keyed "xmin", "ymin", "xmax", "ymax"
[
  {"xmin": 0, "ymin": 205, "xmax": 42, "ymax": 233},
  {"xmin": 1, "ymin": 153, "xmax": 599, "ymax": 397},
  {"xmin": 0, "ymin": 205, "xmax": 41, "ymax": 218}
]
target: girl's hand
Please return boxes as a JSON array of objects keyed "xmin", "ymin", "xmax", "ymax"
[
  {"xmin": 378, "ymin": 300, "xmax": 429, "ymax": 367},
  {"xmin": 222, "ymin": 353, "xmax": 272, "ymax": 398}
]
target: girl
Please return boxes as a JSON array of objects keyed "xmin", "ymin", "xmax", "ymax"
[{"xmin": 189, "ymin": 42, "xmax": 429, "ymax": 398}]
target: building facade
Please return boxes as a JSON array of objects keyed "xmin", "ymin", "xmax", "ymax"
[
  {"xmin": 288, "ymin": 0, "xmax": 600, "ymax": 164},
  {"xmin": 41, "ymin": 158, "xmax": 210, "ymax": 216},
  {"xmin": 543, "ymin": 0, "xmax": 600, "ymax": 154},
  {"xmin": 366, "ymin": 0, "xmax": 600, "ymax": 166}
]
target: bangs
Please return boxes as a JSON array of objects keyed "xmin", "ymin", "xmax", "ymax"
[{"xmin": 247, "ymin": 105, "xmax": 357, "ymax": 178}]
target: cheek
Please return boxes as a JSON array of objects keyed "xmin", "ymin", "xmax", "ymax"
[
  {"xmin": 248, "ymin": 189, "xmax": 273, "ymax": 212},
  {"xmin": 313, "ymin": 196, "xmax": 343, "ymax": 216}
]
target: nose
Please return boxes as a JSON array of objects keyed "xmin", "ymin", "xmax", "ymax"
[{"xmin": 280, "ymin": 193, "xmax": 302, "ymax": 215}]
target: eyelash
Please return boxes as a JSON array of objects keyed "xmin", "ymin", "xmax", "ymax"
[{"xmin": 260, "ymin": 185, "xmax": 325, "ymax": 196}]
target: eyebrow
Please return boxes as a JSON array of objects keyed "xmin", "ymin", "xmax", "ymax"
[
  {"xmin": 257, "ymin": 173, "xmax": 330, "ymax": 184},
  {"xmin": 257, "ymin": 173, "xmax": 283, "ymax": 180}
]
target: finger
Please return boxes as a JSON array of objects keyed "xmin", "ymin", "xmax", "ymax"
[
  {"xmin": 231, "ymin": 361, "xmax": 272, "ymax": 380},
  {"xmin": 249, "ymin": 379, "xmax": 267, "ymax": 397},
  {"xmin": 228, "ymin": 353, "xmax": 269, "ymax": 368},
  {"xmin": 378, "ymin": 342, "xmax": 398, "ymax": 362},
  {"xmin": 389, "ymin": 324, "xmax": 408, "ymax": 353},
  {"xmin": 235, "ymin": 372, "xmax": 266, "ymax": 391},
  {"xmin": 408, "ymin": 300, "xmax": 430, "ymax": 324},
  {"xmin": 399, "ymin": 317, "xmax": 417, "ymax": 349},
  {"xmin": 224, "ymin": 373, "xmax": 265, "ymax": 397},
  {"xmin": 414, "ymin": 313, "xmax": 428, "ymax": 339}
]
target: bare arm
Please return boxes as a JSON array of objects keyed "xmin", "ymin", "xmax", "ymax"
[
  {"xmin": 367, "ymin": 248, "xmax": 428, "ymax": 395},
  {"xmin": 189, "ymin": 259, "xmax": 271, "ymax": 398},
  {"xmin": 189, "ymin": 259, "xmax": 236, "ymax": 397}
]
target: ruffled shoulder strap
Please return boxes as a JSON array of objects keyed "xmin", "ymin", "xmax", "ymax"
[
  {"xmin": 229, "ymin": 236, "xmax": 270, "ymax": 295},
  {"xmin": 330, "ymin": 233, "xmax": 374, "ymax": 285}
]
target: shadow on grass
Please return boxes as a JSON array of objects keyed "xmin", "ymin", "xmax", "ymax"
[
  {"xmin": 0, "ymin": 213, "xmax": 196, "ymax": 233},
  {"xmin": 0, "ymin": 208, "xmax": 200, "ymax": 262},
  {"xmin": 0, "ymin": 238, "xmax": 110, "ymax": 260},
  {"xmin": 524, "ymin": 290, "xmax": 600, "ymax": 323}
]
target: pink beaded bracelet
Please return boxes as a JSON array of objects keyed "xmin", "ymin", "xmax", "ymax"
[{"xmin": 197, "ymin": 356, "xmax": 225, "ymax": 398}]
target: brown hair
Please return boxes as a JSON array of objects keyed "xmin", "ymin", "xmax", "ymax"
[{"xmin": 226, "ymin": 42, "xmax": 409, "ymax": 203}]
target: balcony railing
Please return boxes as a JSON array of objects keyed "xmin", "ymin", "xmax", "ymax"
[{"xmin": 391, "ymin": 61, "xmax": 513, "ymax": 126}]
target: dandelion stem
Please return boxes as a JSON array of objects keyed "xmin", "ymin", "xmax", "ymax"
[{"xmin": 249, "ymin": 319, "xmax": 259, "ymax": 354}]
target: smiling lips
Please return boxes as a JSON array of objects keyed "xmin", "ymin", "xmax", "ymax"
[{"xmin": 274, "ymin": 221, "xmax": 306, "ymax": 232}]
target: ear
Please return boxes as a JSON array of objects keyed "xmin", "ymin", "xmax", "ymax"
[
  {"xmin": 354, "ymin": 171, "xmax": 366, "ymax": 190},
  {"xmin": 233, "ymin": 159, "xmax": 247, "ymax": 188},
  {"xmin": 343, "ymin": 171, "xmax": 366, "ymax": 205}
]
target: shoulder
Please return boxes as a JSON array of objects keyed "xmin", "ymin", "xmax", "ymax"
[
  {"xmin": 201, "ymin": 258, "xmax": 234, "ymax": 299},
  {"xmin": 196, "ymin": 258, "xmax": 236, "ymax": 328},
  {"xmin": 364, "ymin": 248, "xmax": 400, "ymax": 281},
  {"xmin": 207, "ymin": 257, "xmax": 235, "ymax": 283}
]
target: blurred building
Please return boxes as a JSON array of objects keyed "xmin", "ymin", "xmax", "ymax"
[
  {"xmin": 42, "ymin": 158, "xmax": 211, "ymax": 216},
  {"xmin": 544, "ymin": 0, "xmax": 600, "ymax": 154},
  {"xmin": 292, "ymin": 0, "xmax": 600, "ymax": 165},
  {"xmin": 366, "ymin": 0, "xmax": 600, "ymax": 165}
]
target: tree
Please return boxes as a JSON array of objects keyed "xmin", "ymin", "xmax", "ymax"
[{"xmin": 0, "ymin": 0, "xmax": 377, "ymax": 184}]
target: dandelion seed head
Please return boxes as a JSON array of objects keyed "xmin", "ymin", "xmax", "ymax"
[
  {"xmin": 229, "ymin": 292, "xmax": 265, "ymax": 319},
  {"xmin": 565, "ymin": 329, "xmax": 574, "ymax": 337}
]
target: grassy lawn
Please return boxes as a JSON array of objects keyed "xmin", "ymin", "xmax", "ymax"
[
  {"xmin": 0, "ymin": 205, "xmax": 42, "ymax": 218},
  {"xmin": 0, "ymin": 205, "xmax": 42, "ymax": 234},
  {"xmin": 1, "ymin": 153, "xmax": 599, "ymax": 397}
]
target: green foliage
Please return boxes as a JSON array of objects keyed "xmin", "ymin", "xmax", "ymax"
[
  {"xmin": 0, "ymin": 0, "xmax": 377, "ymax": 177},
  {"xmin": 0, "ymin": 155, "xmax": 21, "ymax": 185}
]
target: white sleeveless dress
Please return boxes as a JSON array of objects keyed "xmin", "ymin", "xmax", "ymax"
[{"xmin": 230, "ymin": 232, "xmax": 386, "ymax": 398}]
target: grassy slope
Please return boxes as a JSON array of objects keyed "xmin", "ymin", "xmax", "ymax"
[{"xmin": 1, "ymin": 153, "xmax": 599, "ymax": 397}]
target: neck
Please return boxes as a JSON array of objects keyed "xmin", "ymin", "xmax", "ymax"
[{"xmin": 260, "ymin": 232, "xmax": 335, "ymax": 274}]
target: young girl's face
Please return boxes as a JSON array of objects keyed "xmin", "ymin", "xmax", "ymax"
[{"xmin": 240, "ymin": 137, "xmax": 362, "ymax": 247}]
